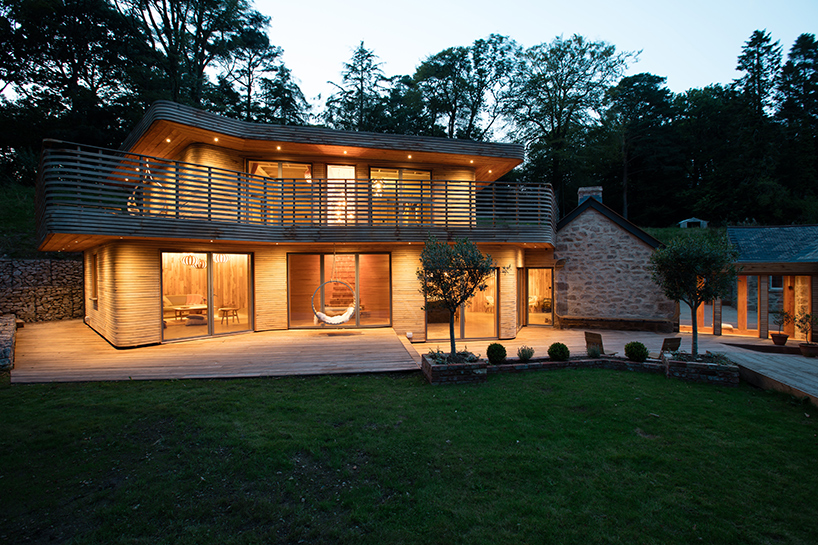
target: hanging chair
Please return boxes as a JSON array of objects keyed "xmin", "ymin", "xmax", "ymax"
[{"xmin": 312, "ymin": 280, "xmax": 356, "ymax": 325}]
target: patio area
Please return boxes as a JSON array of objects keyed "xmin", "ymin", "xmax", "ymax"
[{"xmin": 9, "ymin": 320, "xmax": 818, "ymax": 405}]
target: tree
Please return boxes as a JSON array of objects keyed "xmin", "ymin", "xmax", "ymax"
[
  {"xmin": 776, "ymin": 33, "xmax": 818, "ymax": 216},
  {"xmin": 734, "ymin": 29, "xmax": 782, "ymax": 117},
  {"xmin": 602, "ymin": 73, "xmax": 677, "ymax": 220},
  {"xmin": 324, "ymin": 42, "xmax": 389, "ymax": 131},
  {"xmin": 505, "ymin": 34, "xmax": 635, "ymax": 214},
  {"xmin": 116, "ymin": 0, "xmax": 257, "ymax": 105},
  {"xmin": 218, "ymin": 12, "xmax": 280, "ymax": 121},
  {"xmin": 413, "ymin": 34, "xmax": 517, "ymax": 140},
  {"xmin": 1, "ymin": 0, "xmax": 142, "ymax": 125},
  {"xmin": 258, "ymin": 64, "xmax": 311, "ymax": 125},
  {"xmin": 648, "ymin": 233, "xmax": 738, "ymax": 356},
  {"xmin": 417, "ymin": 237, "xmax": 494, "ymax": 360}
]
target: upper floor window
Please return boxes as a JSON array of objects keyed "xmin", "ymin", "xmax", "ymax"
[
  {"xmin": 370, "ymin": 168, "xmax": 431, "ymax": 224},
  {"xmin": 250, "ymin": 161, "xmax": 312, "ymax": 180}
]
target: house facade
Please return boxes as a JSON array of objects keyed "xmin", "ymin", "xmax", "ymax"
[{"xmin": 36, "ymin": 101, "xmax": 673, "ymax": 348}]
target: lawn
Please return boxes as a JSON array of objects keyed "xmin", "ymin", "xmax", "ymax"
[{"xmin": 1, "ymin": 370, "xmax": 816, "ymax": 544}]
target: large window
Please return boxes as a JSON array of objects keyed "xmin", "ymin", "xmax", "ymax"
[
  {"xmin": 426, "ymin": 269, "xmax": 498, "ymax": 340},
  {"xmin": 161, "ymin": 252, "xmax": 252, "ymax": 341},
  {"xmin": 287, "ymin": 253, "xmax": 391, "ymax": 328},
  {"xmin": 370, "ymin": 168, "xmax": 431, "ymax": 224},
  {"xmin": 248, "ymin": 161, "xmax": 313, "ymax": 223}
]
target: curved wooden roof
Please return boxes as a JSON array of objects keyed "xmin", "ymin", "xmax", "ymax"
[{"xmin": 121, "ymin": 101, "xmax": 524, "ymax": 181}]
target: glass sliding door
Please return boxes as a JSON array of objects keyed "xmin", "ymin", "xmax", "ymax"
[
  {"xmin": 464, "ymin": 271, "xmax": 497, "ymax": 338},
  {"xmin": 161, "ymin": 252, "xmax": 252, "ymax": 341},
  {"xmin": 358, "ymin": 254, "xmax": 391, "ymax": 325},
  {"xmin": 527, "ymin": 268, "xmax": 553, "ymax": 326},
  {"xmin": 426, "ymin": 269, "xmax": 498, "ymax": 340},
  {"xmin": 212, "ymin": 253, "xmax": 252, "ymax": 335},
  {"xmin": 162, "ymin": 252, "xmax": 210, "ymax": 341},
  {"xmin": 288, "ymin": 254, "xmax": 322, "ymax": 328},
  {"xmin": 287, "ymin": 253, "xmax": 391, "ymax": 328}
]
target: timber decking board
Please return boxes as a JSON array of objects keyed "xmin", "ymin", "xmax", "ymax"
[{"xmin": 12, "ymin": 320, "xmax": 419, "ymax": 383}]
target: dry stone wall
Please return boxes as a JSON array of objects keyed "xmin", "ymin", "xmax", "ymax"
[
  {"xmin": 0, "ymin": 258, "xmax": 84, "ymax": 322},
  {"xmin": 555, "ymin": 208, "xmax": 675, "ymax": 329}
]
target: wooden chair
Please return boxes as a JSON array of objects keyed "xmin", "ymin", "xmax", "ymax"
[
  {"xmin": 649, "ymin": 337, "xmax": 682, "ymax": 359},
  {"xmin": 584, "ymin": 332, "xmax": 617, "ymax": 356}
]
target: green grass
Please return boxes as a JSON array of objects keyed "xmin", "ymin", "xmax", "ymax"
[{"xmin": 1, "ymin": 370, "xmax": 816, "ymax": 544}]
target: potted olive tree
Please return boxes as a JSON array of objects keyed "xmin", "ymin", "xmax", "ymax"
[
  {"xmin": 795, "ymin": 312, "xmax": 818, "ymax": 357},
  {"xmin": 770, "ymin": 310, "xmax": 793, "ymax": 346}
]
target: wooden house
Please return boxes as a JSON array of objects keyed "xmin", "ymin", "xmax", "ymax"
[
  {"xmin": 724, "ymin": 226, "xmax": 818, "ymax": 340},
  {"xmin": 36, "ymin": 101, "xmax": 565, "ymax": 347}
]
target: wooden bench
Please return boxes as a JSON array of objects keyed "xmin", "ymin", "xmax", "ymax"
[{"xmin": 584, "ymin": 332, "xmax": 617, "ymax": 356}]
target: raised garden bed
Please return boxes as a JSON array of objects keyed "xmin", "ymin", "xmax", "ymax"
[
  {"xmin": 422, "ymin": 352, "xmax": 739, "ymax": 387},
  {"xmin": 421, "ymin": 354, "xmax": 487, "ymax": 385}
]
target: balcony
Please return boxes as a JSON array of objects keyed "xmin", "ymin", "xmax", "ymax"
[{"xmin": 37, "ymin": 141, "xmax": 556, "ymax": 250}]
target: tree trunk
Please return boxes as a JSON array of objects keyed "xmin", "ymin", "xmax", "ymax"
[
  {"xmin": 449, "ymin": 311, "xmax": 457, "ymax": 359},
  {"xmin": 690, "ymin": 303, "xmax": 699, "ymax": 356}
]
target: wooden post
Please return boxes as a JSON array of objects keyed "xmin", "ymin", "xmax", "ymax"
[
  {"xmin": 783, "ymin": 275, "xmax": 796, "ymax": 337},
  {"xmin": 758, "ymin": 275, "xmax": 769, "ymax": 338},
  {"xmin": 713, "ymin": 299, "xmax": 722, "ymax": 335},
  {"xmin": 737, "ymin": 276, "xmax": 748, "ymax": 331}
]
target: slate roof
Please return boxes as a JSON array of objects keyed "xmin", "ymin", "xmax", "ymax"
[{"xmin": 727, "ymin": 225, "xmax": 818, "ymax": 263}]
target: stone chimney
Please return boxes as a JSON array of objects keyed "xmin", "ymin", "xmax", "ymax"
[{"xmin": 578, "ymin": 186, "xmax": 603, "ymax": 205}]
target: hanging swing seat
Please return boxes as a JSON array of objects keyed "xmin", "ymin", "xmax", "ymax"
[{"xmin": 312, "ymin": 280, "xmax": 356, "ymax": 325}]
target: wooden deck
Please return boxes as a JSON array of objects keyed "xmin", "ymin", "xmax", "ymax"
[
  {"xmin": 10, "ymin": 321, "xmax": 818, "ymax": 406},
  {"xmin": 11, "ymin": 320, "xmax": 419, "ymax": 383}
]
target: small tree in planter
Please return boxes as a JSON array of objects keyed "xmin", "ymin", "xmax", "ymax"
[
  {"xmin": 648, "ymin": 232, "xmax": 738, "ymax": 357},
  {"xmin": 795, "ymin": 312, "xmax": 818, "ymax": 357},
  {"xmin": 770, "ymin": 310, "xmax": 794, "ymax": 345},
  {"xmin": 417, "ymin": 236, "xmax": 494, "ymax": 362}
]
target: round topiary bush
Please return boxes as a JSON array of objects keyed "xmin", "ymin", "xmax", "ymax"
[
  {"xmin": 547, "ymin": 342, "xmax": 570, "ymax": 361},
  {"xmin": 625, "ymin": 341, "xmax": 649, "ymax": 362},
  {"xmin": 517, "ymin": 345, "xmax": 535, "ymax": 362},
  {"xmin": 487, "ymin": 342, "xmax": 507, "ymax": 364}
]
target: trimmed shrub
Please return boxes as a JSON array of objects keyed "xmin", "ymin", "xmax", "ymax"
[
  {"xmin": 517, "ymin": 345, "xmax": 535, "ymax": 362},
  {"xmin": 547, "ymin": 342, "xmax": 570, "ymax": 361},
  {"xmin": 625, "ymin": 341, "xmax": 649, "ymax": 362},
  {"xmin": 487, "ymin": 342, "xmax": 507, "ymax": 364}
]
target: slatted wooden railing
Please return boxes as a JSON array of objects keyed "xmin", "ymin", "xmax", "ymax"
[{"xmin": 37, "ymin": 140, "xmax": 556, "ymax": 245}]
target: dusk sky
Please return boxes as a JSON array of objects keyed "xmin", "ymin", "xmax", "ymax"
[{"xmin": 255, "ymin": 0, "xmax": 816, "ymax": 103}]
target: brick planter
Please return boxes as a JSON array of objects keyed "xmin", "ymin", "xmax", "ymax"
[{"xmin": 421, "ymin": 355, "xmax": 487, "ymax": 385}]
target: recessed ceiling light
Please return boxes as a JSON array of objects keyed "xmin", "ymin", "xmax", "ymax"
[
  {"xmin": 276, "ymin": 146, "xmax": 281, "ymax": 150},
  {"xmin": 165, "ymin": 138, "xmax": 171, "ymax": 143},
  {"xmin": 214, "ymin": 137, "xmax": 219, "ymax": 142}
]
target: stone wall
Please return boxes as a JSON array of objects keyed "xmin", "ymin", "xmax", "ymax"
[
  {"xmin": 0, "ymin": 314, "xmax": 16, "ymax": 370},
  {"xmin": 555, "ymin": 208, "xmax": 675, "ymax": 330},
  {"xmin": 0, "ymin": 258, "xmax": 84, "ymax": 322}
]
